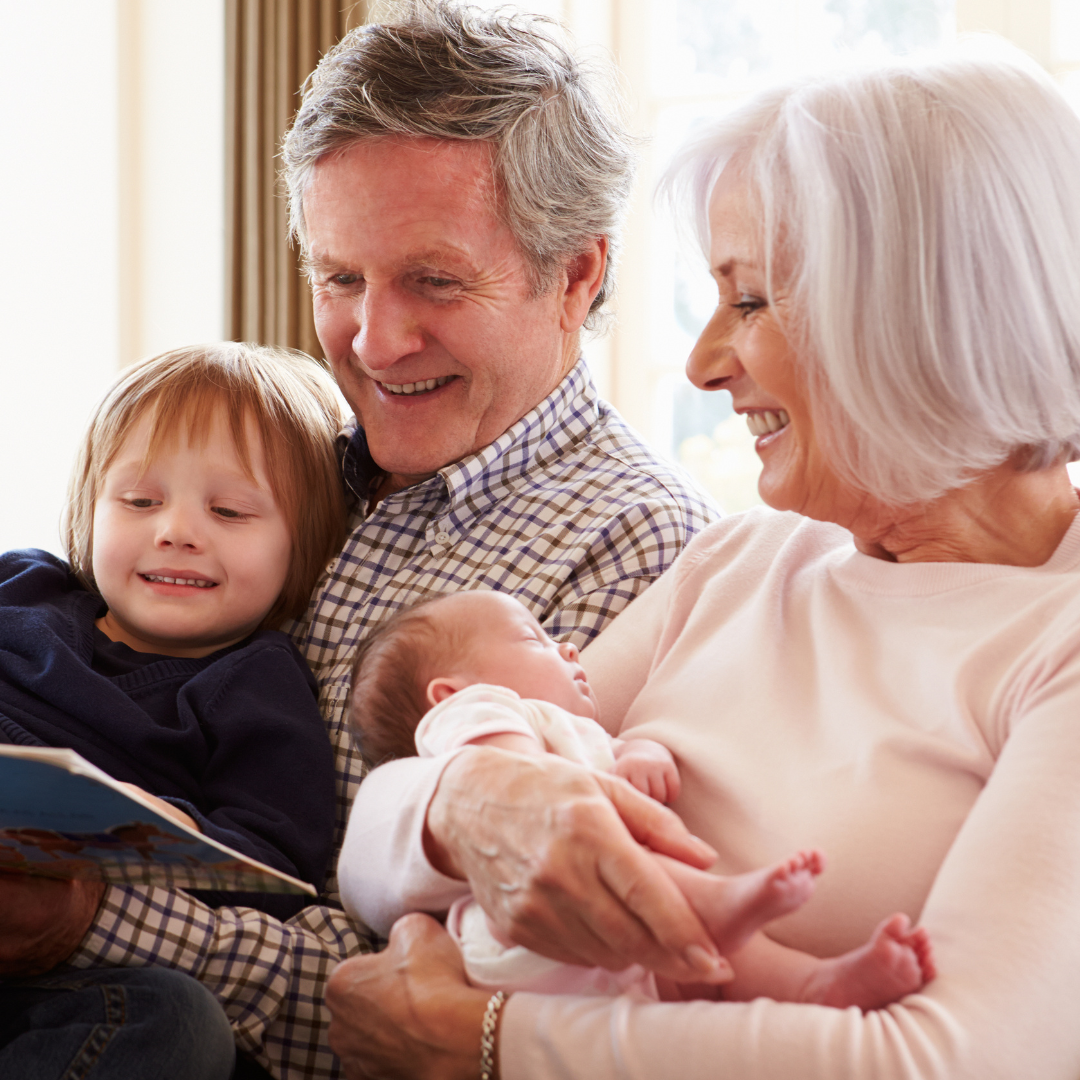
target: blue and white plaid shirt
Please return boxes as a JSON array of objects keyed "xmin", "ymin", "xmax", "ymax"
[{"xmin": 70, "ymin": 361, "xmax": 717, "ymax": 1079}]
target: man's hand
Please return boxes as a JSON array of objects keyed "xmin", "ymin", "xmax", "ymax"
[
  {"xmin": 612, "ymin": 737, "xmax": 681, "ymax": 804},
  {"xmin": 423, "ymin": 746, "xmax": 729, "ymax": 984},
  {"xmin": 328, "ymin": 914, "xmax": 489, "ymax": 1080},
  {"xmin": 0, "ymin": 872, "xmax": 105, "ymax": 977}
]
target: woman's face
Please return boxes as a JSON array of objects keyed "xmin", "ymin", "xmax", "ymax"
[{"xmin": 687, "ymin": 166, "xmax": 848, "ymax": 521}]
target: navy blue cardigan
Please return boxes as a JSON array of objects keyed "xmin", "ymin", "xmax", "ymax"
[{"xmin": 0, "ymin": 550, "xmax": 336, "ymax": 918}]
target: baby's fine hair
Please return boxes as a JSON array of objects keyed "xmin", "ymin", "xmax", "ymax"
[
  {"xmin": 64, "ymin": 342, "xmax": 347, "ymax": 629},
  {"xmin": 349, "ymin": 595, "xmax": 472, "ymax": 767}
]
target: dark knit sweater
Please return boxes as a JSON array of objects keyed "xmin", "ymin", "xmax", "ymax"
[{"xmin": 0, "ymin": 549, "xmax": 336, "ymax": 918}]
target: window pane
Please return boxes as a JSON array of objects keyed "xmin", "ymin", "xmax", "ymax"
[{"xmin": 644, "ymin": 0, "xmax": 955, "ymax": 513}]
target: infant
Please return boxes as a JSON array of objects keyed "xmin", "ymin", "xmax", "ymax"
[{"xmin": 347, "ymin": 590, "xmax": 935, "ymax": 1009}]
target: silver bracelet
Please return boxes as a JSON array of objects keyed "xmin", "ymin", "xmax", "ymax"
[{"xmin": 480, "ymin": 990, "xmax": 509, "ymax": 1080}]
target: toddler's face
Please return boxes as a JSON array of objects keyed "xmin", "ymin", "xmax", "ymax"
[
  {"xmin": 432, "ymin": 592, "xmax": 597, "ymax": 719},
  {"xmin": 91, "ymin": 407, "xmax": 292, "ymax": 657}
]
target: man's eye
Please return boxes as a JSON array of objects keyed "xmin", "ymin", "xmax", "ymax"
[
  {"xmin": 211, "ymin": 506, "xmax": 244, "ymax": 520},
  {"xmin": 420, "ymin": 276, "xmax": 456, "ymax": 288},
  {"xmin": 332, "ymin": 273, "xmax": 361, "ymax": 286}
]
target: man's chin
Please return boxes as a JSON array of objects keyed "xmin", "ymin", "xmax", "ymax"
[{"xmin": 367, "ymin": 437, "xmax": 476, "ymax": 488}]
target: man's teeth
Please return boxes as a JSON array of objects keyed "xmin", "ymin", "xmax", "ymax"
[
  {"xmin": 143, "ymin": 575, "xmax": 215, "ymax": 588},
  {"xmin": 746, "ymin": 410, "xmax": 790, "ymax": 437},
  {"xmin": 381, "ymin": 375, "xmax": 451, "ymax": 395}
]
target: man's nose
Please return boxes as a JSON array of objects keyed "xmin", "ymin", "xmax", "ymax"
[
  {"xmin": 351, "ymin": 284, "xmax": 426, "ymax": 373},
  {"xmin": 686, "ymin": 306, "xmax": 743, "ymax": 391}
]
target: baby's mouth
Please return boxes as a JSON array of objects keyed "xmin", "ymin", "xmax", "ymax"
[{"xmin": 746, "ymin": 409, "xmax": 790, "ymax": 437}]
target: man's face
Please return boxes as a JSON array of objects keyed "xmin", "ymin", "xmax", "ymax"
[{"xmin": 303, "ymin": 137, "xmax": 578, "ymax": 491}]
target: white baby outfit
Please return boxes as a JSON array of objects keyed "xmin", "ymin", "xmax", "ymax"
[{"xmin": 415, "ymin": 684, "xmax": 657, "ymax": 997}]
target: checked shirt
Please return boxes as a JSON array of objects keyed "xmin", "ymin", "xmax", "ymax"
[{"xmin": 68, "ymin": 361, "xmax": 717, "ymax": 1079}]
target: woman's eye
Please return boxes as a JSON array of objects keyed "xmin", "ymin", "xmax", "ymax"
[{"xmin": 732, "ymin": 294, "xmax": 765, "ymax": 317}]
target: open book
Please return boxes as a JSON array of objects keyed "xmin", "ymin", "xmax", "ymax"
[{"xmin": 0, "ymin": 745, "xmax": 315, "ymax": 896}]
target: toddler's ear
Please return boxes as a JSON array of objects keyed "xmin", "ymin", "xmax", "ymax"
[{"xmin": 426, "ymin": 676, "xmax": 469, "ymax": 708}]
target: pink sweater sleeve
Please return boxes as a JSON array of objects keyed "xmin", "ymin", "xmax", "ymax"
[{"xmin": 499, "ymin": 638, "xmax": 1080, "ymax": 1079}]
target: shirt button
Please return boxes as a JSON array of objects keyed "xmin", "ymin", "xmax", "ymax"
[{"xmin": 435, "ymin": 532, "xmax": 451, "ymax": 545}]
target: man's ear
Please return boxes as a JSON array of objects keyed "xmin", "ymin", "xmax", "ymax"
[
  {"xmin": 558, "ymin": 236, "xmax": 607, "ymax": 333},
  {"xmin": 426, "ymin": 675, "xmax": 470, "ymax": 708}
]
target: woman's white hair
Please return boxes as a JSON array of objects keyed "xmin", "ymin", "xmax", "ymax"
[{"xmin": 662, "ymin": 49, "xmax": 1080, "ymax": 505}]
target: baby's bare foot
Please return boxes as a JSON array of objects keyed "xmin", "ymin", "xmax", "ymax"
[
  {"xmin": 801, "ymin": 913, "xmax": 936, "ymax": 1012},
  {"xmin": 657, "ymin": 849, "xmax": 825, "ymax": 957}
]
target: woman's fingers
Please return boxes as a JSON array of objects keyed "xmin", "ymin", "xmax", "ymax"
[
  {"xmin": 327, "ymin": 913, "xmax": 489, "ymax": 1080},
  {"xmin": 428, "ymin": 746, "xmax": 727, "ymax": 982},
  {"xmin": 596, "ymin": 771, "xmax": 715, "ymax": 865}
]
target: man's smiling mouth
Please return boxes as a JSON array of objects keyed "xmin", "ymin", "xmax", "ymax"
[{"xmin": 379, "ymin": 375, "xmax": 453, "ymax": 396}]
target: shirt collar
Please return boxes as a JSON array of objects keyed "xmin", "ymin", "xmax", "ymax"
[{"xmin": 341, "ymin": 359, "xmax": 599, "ymax": 519}]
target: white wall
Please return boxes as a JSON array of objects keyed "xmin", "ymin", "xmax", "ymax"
[
  {"xmin": 0, "ymin": 0, "xmax": 224, "ymax": 557},
  {"xmin": 0, "ymin": 2, "xmax": 122, "ymax": 555},
  {"xmin": 122, "ymin": 0, "xmax": 225, "ymax": 364}
]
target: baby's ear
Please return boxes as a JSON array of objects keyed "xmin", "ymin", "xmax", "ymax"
[{"xmin": 426, "ymin": 676, "xmax": 469, "ymax": 708}]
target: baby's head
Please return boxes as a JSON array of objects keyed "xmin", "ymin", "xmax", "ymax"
[
  {"xmin": 349, "ymin": 591, "xmax": 596, "ymax": 765},
  {"xmin": 65, "ymin": 342, "xmax": 347, "ymax": 656}
]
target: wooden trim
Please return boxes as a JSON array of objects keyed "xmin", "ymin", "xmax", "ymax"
[{"xmin": 225, "ymin": 0, "xmax": 367, "ymax": 355}]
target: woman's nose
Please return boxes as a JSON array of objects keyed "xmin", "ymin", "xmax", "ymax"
[{"xmin": 687, "ymin": 306, "xmax": 742, "ymax": 391}]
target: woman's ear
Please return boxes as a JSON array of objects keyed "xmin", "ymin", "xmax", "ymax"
[{"xmin": 426, "ymin": 676, "xmax": 470, "ymax": 708}]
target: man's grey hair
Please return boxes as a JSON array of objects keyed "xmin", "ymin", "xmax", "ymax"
[
  {"xmin": 662, "ymin": 49, "xmax": 1080, "ymax": 506},
  {"xmin": 282, "ymin": 0, "xmax": 635, "ymax": 328}
]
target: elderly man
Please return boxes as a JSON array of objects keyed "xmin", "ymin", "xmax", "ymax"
[{"xmin": 0, "ymin": 4, "xmax": 714, "ymax": 1078}]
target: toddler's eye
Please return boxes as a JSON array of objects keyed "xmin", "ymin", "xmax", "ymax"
[
  {"xmin": 125, "ymin": 498, "xmax": 157, "ymax": 509},
  {"xmin": 211, "ymin": 506, "xmax": 244, "ymax": 520}
]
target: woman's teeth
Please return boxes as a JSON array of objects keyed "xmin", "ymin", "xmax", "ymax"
[
  {"xmin": 381, "ymin": 375, "xmax": 451, "ymax": 395},
  {"xmin": 746, "ymin": 409, "xmax": 790, "ymax": 437},
  {"xmin": 143, "ymin": 575, "xmax": 215, "ymax": 588}
]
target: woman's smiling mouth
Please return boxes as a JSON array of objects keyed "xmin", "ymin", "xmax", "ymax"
[{"xmin": 745, "ymin": 409, "xmax": 790, "ymax": 438}]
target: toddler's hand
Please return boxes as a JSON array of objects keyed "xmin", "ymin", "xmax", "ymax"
[
  {"xmin": 612, "ymin": 738, "xmax": 681, "ymax": 803},
  {"xmin": 117, "ymin": 782, "xmax": 200, "ymax": 832}
]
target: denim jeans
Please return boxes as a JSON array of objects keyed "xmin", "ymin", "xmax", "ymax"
[{"xmin": 0, "ymin": 966, "xmax": 235, "ymax": 1080}]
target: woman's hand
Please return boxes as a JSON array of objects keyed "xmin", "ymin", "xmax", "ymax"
[
  {"xmin": 327, "ymin": 913, "xmax": 491, "ymax": 1080},
  {"xmin": 0, "ymin": 871, "xmax": 105, "ymax": 976},
  {"xmin": 423, "ymin": 746, "xmax": 729, "ymax": 983}
]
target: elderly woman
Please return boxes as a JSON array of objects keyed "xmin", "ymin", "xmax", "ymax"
[{"xmin": 327, "ymin": 50, "xmax": 1080, "ymax": 1080}]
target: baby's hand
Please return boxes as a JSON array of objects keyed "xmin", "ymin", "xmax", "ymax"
[{"xmin": 611, "ymin": 738, "xmax": 681, "ymax": 803}]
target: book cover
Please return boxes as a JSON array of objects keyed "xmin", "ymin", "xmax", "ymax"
[{"xmin": 0, "ymin": 745, "xmax": 315, "ymax": 896}]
